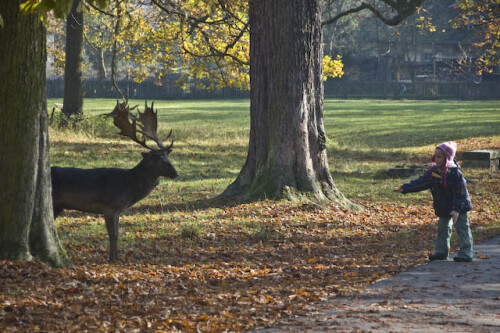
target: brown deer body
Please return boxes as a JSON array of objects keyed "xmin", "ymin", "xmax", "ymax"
[{"xmin": 52, "ymin": 101, "xmax": 178, "ymax": 261}]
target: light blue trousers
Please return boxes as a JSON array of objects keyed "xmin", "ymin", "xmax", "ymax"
[{"xmin": 435, "ymin": 212, "xmax": 473, "ymax": 259}]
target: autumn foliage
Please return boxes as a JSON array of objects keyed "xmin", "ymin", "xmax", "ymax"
[{"xmin": 451, "ymin": 0, "xmax": 500, "ymax": 75}]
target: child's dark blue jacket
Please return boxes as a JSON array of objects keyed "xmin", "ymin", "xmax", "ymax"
[{"xmin": 401, "ymin": 164, "xmax": 472, "ymax": 217}]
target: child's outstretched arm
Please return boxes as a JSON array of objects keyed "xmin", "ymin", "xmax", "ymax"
[
  {"xmin": 393, "ymin": 186, "xmax": 403, "ymax": 193},
  {"xmin": 398, "ymin": 170, "xmax": 432, "ymax": 194}
]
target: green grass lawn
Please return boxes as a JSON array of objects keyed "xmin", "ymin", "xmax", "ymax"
[{"xmin": 48, "ymin": 98, "xmax": 500, "ymax": 206}]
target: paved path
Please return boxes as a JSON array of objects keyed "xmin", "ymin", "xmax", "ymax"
[{"xmin": 254, "ymin": 236, "xmax": 500, "ymax": 332}]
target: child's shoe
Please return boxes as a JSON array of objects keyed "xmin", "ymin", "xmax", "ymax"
[
  {"xmin": 453, "ymin": 257, "xmax": 472, "ymax": 262},
  {"xmin": 428, "ymin": 253, "xmax": 448, "ymax": 260}
]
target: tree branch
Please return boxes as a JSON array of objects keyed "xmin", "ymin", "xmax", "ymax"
[
  {"xmin": 322, "ymin": 3, "xmax": 370, "ymax": 26},
  {"xmin": 151, "ymin": 0, "xmax": 229, "ymax": 25},
  {"xmin": 84, "ymin": 0, "xmax": 115, "ymax": 17},
  {"xmin": 199, "ymin": 28, "xmax": 249, "ymax": 65},
  {"xmin": 83, "ymin": 32, "xmax": 107, "ymax": 78},
  {"xmin": 322, "ymin": 0, "xmax": 425, "ymax": 27}
]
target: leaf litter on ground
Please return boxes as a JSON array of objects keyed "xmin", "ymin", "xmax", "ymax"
[{"xmin": 1, "ymin": 191, "xmax": 498, "ymax": 332}]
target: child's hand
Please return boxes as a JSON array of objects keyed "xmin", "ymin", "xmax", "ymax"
[
  {"xmin": 393, "ymin": 186, "xmax": 403, "ymax": 193},
  {"xmin": 451, "ymin": 210, "xmax": 459, "ymax": 223}
]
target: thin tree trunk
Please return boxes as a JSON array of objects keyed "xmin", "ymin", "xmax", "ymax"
[
  {"xmin": 222, "ymin": 0, "xmax": 355, "ymax": 208},
  {"xmin": 62, "ymin": 0, "xmax": 84, "ymax": 120},
  {"xmin": 0, "ymin": 0, "xmax": 70, "ymax": 266}
]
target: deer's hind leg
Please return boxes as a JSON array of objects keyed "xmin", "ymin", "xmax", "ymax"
[{"xmin": 104, "ymin": 212, "xmax": 119, "ymax": 261}]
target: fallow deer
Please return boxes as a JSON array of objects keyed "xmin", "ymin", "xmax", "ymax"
[{"xmin": 51, "ymin": 101, "xmax": 178, "ymax": 261}]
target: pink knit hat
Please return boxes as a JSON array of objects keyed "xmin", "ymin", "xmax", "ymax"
[
  {"xmin": 436, "ymin": 141, "xmax": 457, "ymax": 167},
  {"xmin": 430, "ymin": 141, "xmax": 458, "ymax": 187}
]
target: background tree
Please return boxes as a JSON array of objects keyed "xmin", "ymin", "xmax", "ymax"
[
  {"xmin": 0, "ymin": 0, "xmax": 69, "ymax": 266},
  {"xmin": 452, "ymin": 0, "xmax": 500, "ymax": 76},
  {"xmin": 62, "ymin": 0, "xmax": 84, "ymax": 120}
]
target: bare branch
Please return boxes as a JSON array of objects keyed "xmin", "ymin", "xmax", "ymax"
[
  {"xmin": 322, "ymin": 0, "xmax": 425, "ymax": 27},
  {"xmin": 83, "ymin": 32, "xmax": 107, "ymax": 78},
  {"xmin": 322, "ymin": 3, "xmax": 371, "ymax": 27}
]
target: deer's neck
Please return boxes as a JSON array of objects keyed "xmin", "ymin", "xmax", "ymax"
[{"xmin": 128, "ymin": 159, "xmax": 160, "ymax": 203}]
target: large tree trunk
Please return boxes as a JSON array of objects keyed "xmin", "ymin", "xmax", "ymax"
[
  {"xmin": 0, "ymin": 0, "xmax": 70, "ymax": 266},
  {"xmin": 62, "ymin": 0, "xmax": 84, "ymax": 120},
  {"xmin": 222, "ymin": 0, "xmax": 354, "ymax": 207}
]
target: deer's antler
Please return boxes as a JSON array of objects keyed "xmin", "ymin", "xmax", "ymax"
[
  {"xmin": 137, "ymin": 101, "xmax": 174, "ymax": 152},
  {"xmin": 137, "ymin": 101, "xmax": 163, "ymax": 149},
  {"xmin": 107, "ymin": 100, "xmax": 174, "ymax": 152},
  {"xmin": 107, "ymin": 100, "xmax": 156, "ymax": 151}
]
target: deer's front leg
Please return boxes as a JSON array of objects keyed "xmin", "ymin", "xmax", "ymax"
[{"xmin": 104, "ymin": 213, "xmax": 119, "ymax": 261}]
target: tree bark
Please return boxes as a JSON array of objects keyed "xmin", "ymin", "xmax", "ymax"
[
  {"xmin": 0, "ymin": 0, "xmax": 70, "ymax": 266},
  {"xmin": 222, "ymin": 0, "xmax": 354, "ymax": 207},
  {"xmin": 62, "ymin": 0, "xmax": 84, "ymax": 120}
]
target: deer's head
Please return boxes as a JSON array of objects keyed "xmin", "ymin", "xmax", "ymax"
[{"xmin": 107, "ymin": 100, "xmax": 179, "ymax": 179}]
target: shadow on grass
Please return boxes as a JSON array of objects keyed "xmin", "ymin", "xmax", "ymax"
[
  {"xmin": 59, "ymin": 195, "xmax": 251, "ymax": 219},
  {"xmin": 358, "ymin": 121, "xmax": 500, "ymax": 149},
  {"xmin": 157, "ymin": 110, "xmax": 249, "ymax": 124},
  {"xmin": 329, "ymin": 146, "xmax": 411, "ymax": 162}
]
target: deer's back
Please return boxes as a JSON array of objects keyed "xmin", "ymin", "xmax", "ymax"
[{"xmin": 51, "ymin": 166, "xmax": 134, "ymax": 214}]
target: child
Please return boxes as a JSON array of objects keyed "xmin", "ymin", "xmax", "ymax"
[{"xmin": 394, "ymin": 141, "xmax": 473, "ymax": 262}]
